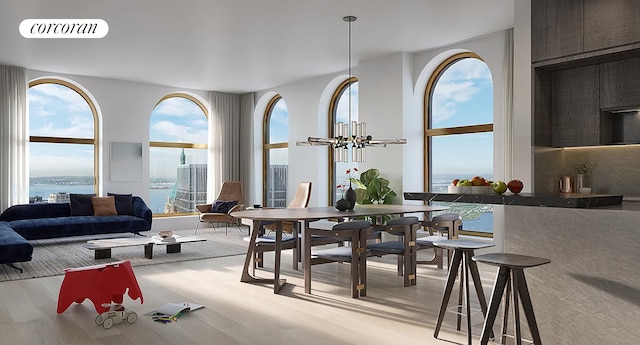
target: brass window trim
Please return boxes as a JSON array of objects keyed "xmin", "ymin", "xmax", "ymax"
[
  {"xmin": 424, "ymin": 53, "xmax": 494, "ymax": 238},
  {"xmin": 28, "ymin": 78, "xmax": 99, "ymax": 194},
  {"xmin": 150, "ymin": 93, "xmax": 209, "ymax": 217},
  {"xmin": 327, "ymin": 77, "xmax": 358, "ymax": 205},
  {"xmin": 262, "ymin": 94, "xmax": 289, "ymax": 207}
]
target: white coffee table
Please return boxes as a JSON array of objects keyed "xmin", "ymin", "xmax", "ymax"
[{"xmin": 84, "ymin": 235, "xmax": 206, "ymax": 259}]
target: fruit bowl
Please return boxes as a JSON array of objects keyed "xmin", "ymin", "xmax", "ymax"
[{"xmin": 471, "ymin": 186, "xmax": 494, "ymax": 194}]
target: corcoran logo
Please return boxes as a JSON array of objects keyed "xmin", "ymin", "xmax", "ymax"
[{"xmin": 19, "ymin": 19, "xmax": 109, "ymax": 38}]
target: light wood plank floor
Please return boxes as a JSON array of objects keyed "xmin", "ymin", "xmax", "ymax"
[{"xmin": 0, "ymin": 251, "xmax": 499, "ymax": 345}]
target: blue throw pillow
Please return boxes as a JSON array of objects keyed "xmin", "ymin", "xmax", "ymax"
[
  {"xmin": 210, "ymin": 200, "xmax": 238, "ymax": 213},
  {"xmin": 107, "ymin": 193, "xmax": 134, "ymax": 215},
  {"xmin": 69, "ymin": 193, "xmax": 96, "ymax": 216}
]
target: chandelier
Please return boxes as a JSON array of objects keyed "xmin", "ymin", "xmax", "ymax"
[{"xmin": 296, "ymin": 15, "xmax": 406, "ymax": 163}]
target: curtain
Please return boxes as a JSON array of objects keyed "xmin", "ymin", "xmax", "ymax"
[
  {"xmin": 502, "ymin": 28, "xmax": 514, "ymax": 180},
  {"xmin": 209, "ymin": 91, "xmax": 254, "ymax": 200},
  {"xmin": 0, "ymin": 65, "xmax": 29, "ymax": 211}
]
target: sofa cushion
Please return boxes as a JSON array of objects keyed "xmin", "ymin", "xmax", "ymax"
[
  {"xmin": 70, "ymin": 193, "xmax": 96, "ymax": 216},
  {"xmin": 92, "ymin": 196, "xmax": 117, "ymax": 216},
  {"xmin": 9, "ymin": 215, "xmax": 151, "ymax": 240},
  {"xmin": 210, "ymin": 200, "xmax": 238, "ymax": 213},
  {"xmin": 0, "ymin": 221, "xmax": 33, "ymax": 264},
  {"xmin": 107, "ymin": 193, "xmax": 134, "ymax": 215}
]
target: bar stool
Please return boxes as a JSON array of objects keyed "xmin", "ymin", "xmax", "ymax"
[
  {"xmin": 472, "ymin": 253, "xmax": 550, "ymax": 345},
  {"xmin": 433, "ymin": 239, "xmax": 495, "ymax": 345}
]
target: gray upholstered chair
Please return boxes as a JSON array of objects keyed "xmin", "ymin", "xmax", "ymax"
[
  {"xmin": 367, "ymin": 216, "xmax": 421, "ymax": 287},
  {"xmin": 416, "ymin": 213, "xmax": 462, "ymax": 268},
  {"xmin": 304, "ymin": 220, "xmax": 373, "ymax": 298},
  {"xmin": 194, "ymin": 181, "xmax": 244, "ymax": 235}
]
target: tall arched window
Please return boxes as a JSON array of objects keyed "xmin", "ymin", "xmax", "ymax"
[
  {"xmin": 329, "ymin": 77, "xmax": 358, "ymax": 204},
  {"xmin": 425, "ymin": 53, "xmax": 494, "ymax": 236},
  {"xmin": 263, "ymin": 95, "xmax": 288, "ymax": 207},
  {"xmin": 149, "ymin": 94, "xmax": 208, "ymax": 215},
  {"xmin": 28, "ymin": 79, "xmax": 98, "ymax": 203}
]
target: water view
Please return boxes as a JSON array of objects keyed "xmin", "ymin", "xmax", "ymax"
[{"xmin": 29, "ymin": 173, "xmax": 495, "ymax": 234}]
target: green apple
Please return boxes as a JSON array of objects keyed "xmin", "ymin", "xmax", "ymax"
[
  {"xmin": 492, "ymin": 181, "xmax": 508, "ymax": 194},
  {"xmin": 457, "ymin": 179, "xmax": 472, "ymax": 186}
]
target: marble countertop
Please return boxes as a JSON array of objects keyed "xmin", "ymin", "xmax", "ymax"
[{"xmin": 403, "ymin": 192, "xmax": 624, "ymax": 208}]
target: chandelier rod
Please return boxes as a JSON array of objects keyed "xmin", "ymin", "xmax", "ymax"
[{"xmin": 344, "ymin": 16, "xmax": 356, "ymax": 132}]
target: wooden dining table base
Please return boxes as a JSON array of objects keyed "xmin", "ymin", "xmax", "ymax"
[{"xmin": 240, "ymin": 219, "xmax": 287, "ymax": 293}]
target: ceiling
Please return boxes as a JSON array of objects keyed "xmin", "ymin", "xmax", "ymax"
[{"xmin": 0, "ymin": 0, "xmax": 514, "ymax": 93}]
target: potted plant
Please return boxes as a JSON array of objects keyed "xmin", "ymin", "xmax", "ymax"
[{"xmin": 348, "ymin": 168, "xmax": 397, "ymax": 205}]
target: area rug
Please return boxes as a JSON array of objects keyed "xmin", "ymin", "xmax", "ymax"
[{"xmin": 0, "ymin": 226, "xmax": 250, "ymax": 282}]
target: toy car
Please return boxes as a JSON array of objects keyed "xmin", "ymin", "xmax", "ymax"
[{"xmin": 94, "ymin": 304, "xmax": 137, "ymax": 329}]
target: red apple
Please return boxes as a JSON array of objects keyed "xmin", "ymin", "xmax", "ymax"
[
  {"xmin": 452, "ymin": 179, "xmax": 460, "ymax": 186},
  {"xmin": 471, "ymin": 176, "xmax": 485, "ymax": 186},
  {"xmin": 507, "ymin": 179, "xmax": 524, "ymax": 194}
]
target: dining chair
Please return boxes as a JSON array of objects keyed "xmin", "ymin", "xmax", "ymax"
[
  {"xmin": 416, "ymin": 213, "xmax": 462, "ymax": 269},
  {"xmin": 194, "ymin": 181, "xmax": 244, "ymax": 235},
  {"xmin": 245, "ymin": 182, "xmax": 312, "ymax": 273},
  {"xmin": 367, "ymin": 216, "xmax": 421, "ymax": 287},
  {"xmin": 304, "ymin": 220, "xmax": 373, "ymax": 298}
]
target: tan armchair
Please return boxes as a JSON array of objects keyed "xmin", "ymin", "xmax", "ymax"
[{"xmin": 194, "ymin": 181, "xmax": 244, "ymax": 235}]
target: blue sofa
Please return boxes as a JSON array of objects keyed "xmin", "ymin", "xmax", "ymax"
[{"xmin": 0, "ymin": 196, "xmax": 152, "ymax": 271}]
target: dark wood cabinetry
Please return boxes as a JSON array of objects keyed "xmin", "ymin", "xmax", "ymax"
[
  {"xmin": 533, "ymin": 0, "xmax": 640, "ymax": 148},
  {"xmin": 550, "ymin": 66, "xmax": 601, "ymax": 147},
  {"xmin": 599, "ymin": 57, "xmax": 640, "ymax": 110},
  {"xmin": 531, "ymin": 0, "xmax": 583, "ymax": 62},
  {"xmin": 583, "ymin": 0, "xmax": 640, "ymax": 53}
]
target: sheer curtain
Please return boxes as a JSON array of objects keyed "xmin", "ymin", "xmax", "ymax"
[
  {"xmin": 0, "ymin": 65, "xmax": 29, "ymax": 210},
  {"xmin": 502, "ymin": 28, "xmax": 514, "ymax": 180},
  {"xmin": 208, "ymin": 91, "xmax": 254, "ymax": 199}
]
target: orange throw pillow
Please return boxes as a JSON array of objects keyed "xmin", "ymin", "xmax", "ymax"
[{"xmin": 91, "ymin": 196, "xmax": 117, "ymax": 216}]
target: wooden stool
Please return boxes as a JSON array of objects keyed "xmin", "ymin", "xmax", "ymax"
[
  {"xmin": 472, "ymin": 253, "xmax": 550, "ymax": 345},
  {"xmin": 433, "ymin": 239, "xmax": 495, "ymax": 345}
]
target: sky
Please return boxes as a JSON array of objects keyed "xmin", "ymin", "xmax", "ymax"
[
  {"xmin": 29, "ymin": 85, "xmax": 208, "ymax": 179},
  {"xmin": 28, "ymin": 57, "xmax": 492, "ymax": 182}
]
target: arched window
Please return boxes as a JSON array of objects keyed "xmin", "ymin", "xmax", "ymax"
[
  {"xmin": 329, "ymin": 77, "xmax": 358, "ymax": 204},
  {"xmin": 28, "ymin": 79, "xmax": 98, "ymax": 203},
  {"xmin": 425, "ymin": 53, "xmax": 494, "ymax": 236},
  {"xmin": 263, "ymin": 95, "xmax": 288, "ymax": 207},
  {"xmin": 149, "ymin": 94, "xmax": 208, "ymax": 215}
]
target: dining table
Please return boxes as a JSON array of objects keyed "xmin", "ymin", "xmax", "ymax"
[{"xmin": 232, "ymin": 203, "xmax": 449, "ymax": 294}]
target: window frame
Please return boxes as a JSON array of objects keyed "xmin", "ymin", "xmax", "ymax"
[
  {"xmin": 424, "ymin": 52, "xmax": 494, "ymax": 238},
  {"xmin": 328, "ymin": 76, "xmax": 358, "ymax": 205},
  {"xmin": 149, "ymin": 93, "xmax": 208, "ymax": 217},
  {"xmin": 28, "ymin": 78, "xmax": 99, "ymax": 194},
  {"xmin": 262, "ymin": 94, "xmax": 289, "ymax": 207}
]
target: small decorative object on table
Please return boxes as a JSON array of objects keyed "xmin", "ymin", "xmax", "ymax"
[
  {"xmin": 158, "ymin": 231, "xmax": 173, "ymax": 238},
  {"xmin": 344, "ymin": 168, "xmax": 359, "ymax": 210},
  {"xmin": 573, "ymin": 160, "xmax": 592, "ymax": 190},
  {"xmin": 335, "ymin": 198, "xmax": 350, "ymax": 211}
]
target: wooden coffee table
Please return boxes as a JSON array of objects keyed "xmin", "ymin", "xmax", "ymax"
[{"xmin": 84, "ymin": 235, "xmax": 206, "ymax": 259}]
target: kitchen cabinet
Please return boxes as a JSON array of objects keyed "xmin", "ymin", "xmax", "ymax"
[
  {"xmin": 583, "ymin": 0, "xmax": 640, "ymax": 53},
  {"xmin": 550, "ymin": 65, "xmax": 601, "ymax": 147},
  {"xmin": 599, "ymin": 57, "xmax": 640, "ymax": 110},
  {"xmin": 531, "ymin": 0, "xmax": 583, "ymax": 63}
]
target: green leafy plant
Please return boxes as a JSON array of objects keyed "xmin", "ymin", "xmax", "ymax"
[
  {"xmin": 573, "ymin": 160, "xmax": 592, "ymax": 175},
  {"xmin": 348, "ymin": 168, "xmax": 397, "ymax": 205}
]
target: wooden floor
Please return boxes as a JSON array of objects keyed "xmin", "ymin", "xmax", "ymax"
[{"xmin": 0, "ymin": 250, "xmax": 500, "ymax": 345}]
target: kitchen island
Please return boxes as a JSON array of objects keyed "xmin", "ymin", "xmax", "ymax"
[{"xmin": 405, "ymin": 191, "xmax": 639, "ymax": 345}]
